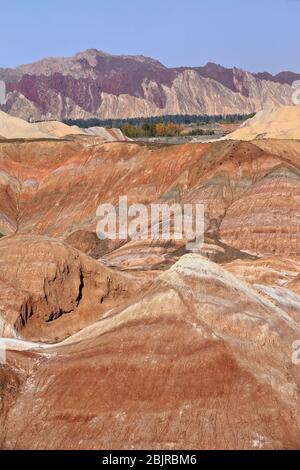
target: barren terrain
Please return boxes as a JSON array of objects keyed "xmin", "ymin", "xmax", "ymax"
[{"xmin": 0, "ymin": 108, "xmax": 300, "ymax": 449}]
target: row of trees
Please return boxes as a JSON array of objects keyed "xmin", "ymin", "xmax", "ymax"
[{"xmin": 64, "ymin": 113, "xmax": 254, "ymax": 130}]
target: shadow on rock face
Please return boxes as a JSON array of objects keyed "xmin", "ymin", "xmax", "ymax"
[
  {"xmin": 65, "ymin": 230, "xmax": 125, "ymax": 259},
  {"xmin": 0, "ymin": 234, "xmax": 147, "ymax": 342}
]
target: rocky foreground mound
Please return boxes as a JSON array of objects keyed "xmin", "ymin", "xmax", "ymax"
[{"xmin": 1, "ymin": 254, "xmax": 300, "ymax": 449}]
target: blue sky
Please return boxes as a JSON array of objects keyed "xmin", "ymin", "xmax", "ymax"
[{"xmin": 1, "ymin": 0, "xmax": 299, "ymax": 73}]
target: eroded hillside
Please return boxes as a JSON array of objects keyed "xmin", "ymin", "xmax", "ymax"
[{"xmin": 1, "ymin": 137, "xmax": 300, "ymax": 449}]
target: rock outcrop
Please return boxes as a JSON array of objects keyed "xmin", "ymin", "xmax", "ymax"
[{"xmin": 0, "ymin": 235, "xmax": 145, "ymax": 342}]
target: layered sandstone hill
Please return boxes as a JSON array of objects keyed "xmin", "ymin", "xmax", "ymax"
[
  {"xmin": 0, "ymin": 49, "xmax": 297, "ymax": 120},
  {"xmin": 2, "ymin": 255, "xmax": 300, "ymax": 449},
  {"xmin": 1, "ymin": 136, "xmax": 300, "ymax": 449},
  {"xmin": 0, "ymin": 137, "xmax": 297, "ymax": 262},
  {"xmin": 1, "ymin": 138, "xmax": 299, "ymax": 259},
  {"xmin": 226, "ymin": 106, "xmax": 300, "ymax": 140}
]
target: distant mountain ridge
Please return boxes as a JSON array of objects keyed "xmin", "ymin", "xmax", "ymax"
[{"xmin": 0, "ymin": 49, "xmax": 298, "ymax": 121}]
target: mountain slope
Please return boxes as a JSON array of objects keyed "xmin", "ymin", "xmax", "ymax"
[{"xmin": 0, "ymin": 49, "xmax": 296, "ymax": 121}]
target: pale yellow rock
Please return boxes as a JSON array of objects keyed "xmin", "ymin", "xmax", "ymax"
[
  {"xmin": 226, "ymin": 106, "xmax": 300, "ymax": 140},
  {"xmin": 0, "ymin": 110, "xmax": 51, "ymax": 139}
]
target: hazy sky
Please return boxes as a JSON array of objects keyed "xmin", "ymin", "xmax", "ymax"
[{"xmin": 1, "ymin": 0, "xmax": 299, "ymax": 73}]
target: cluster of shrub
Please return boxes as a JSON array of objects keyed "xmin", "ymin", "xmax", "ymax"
[{"xmin": 121, "ymin": 122, "xmax": 182, "ymax": 138}]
